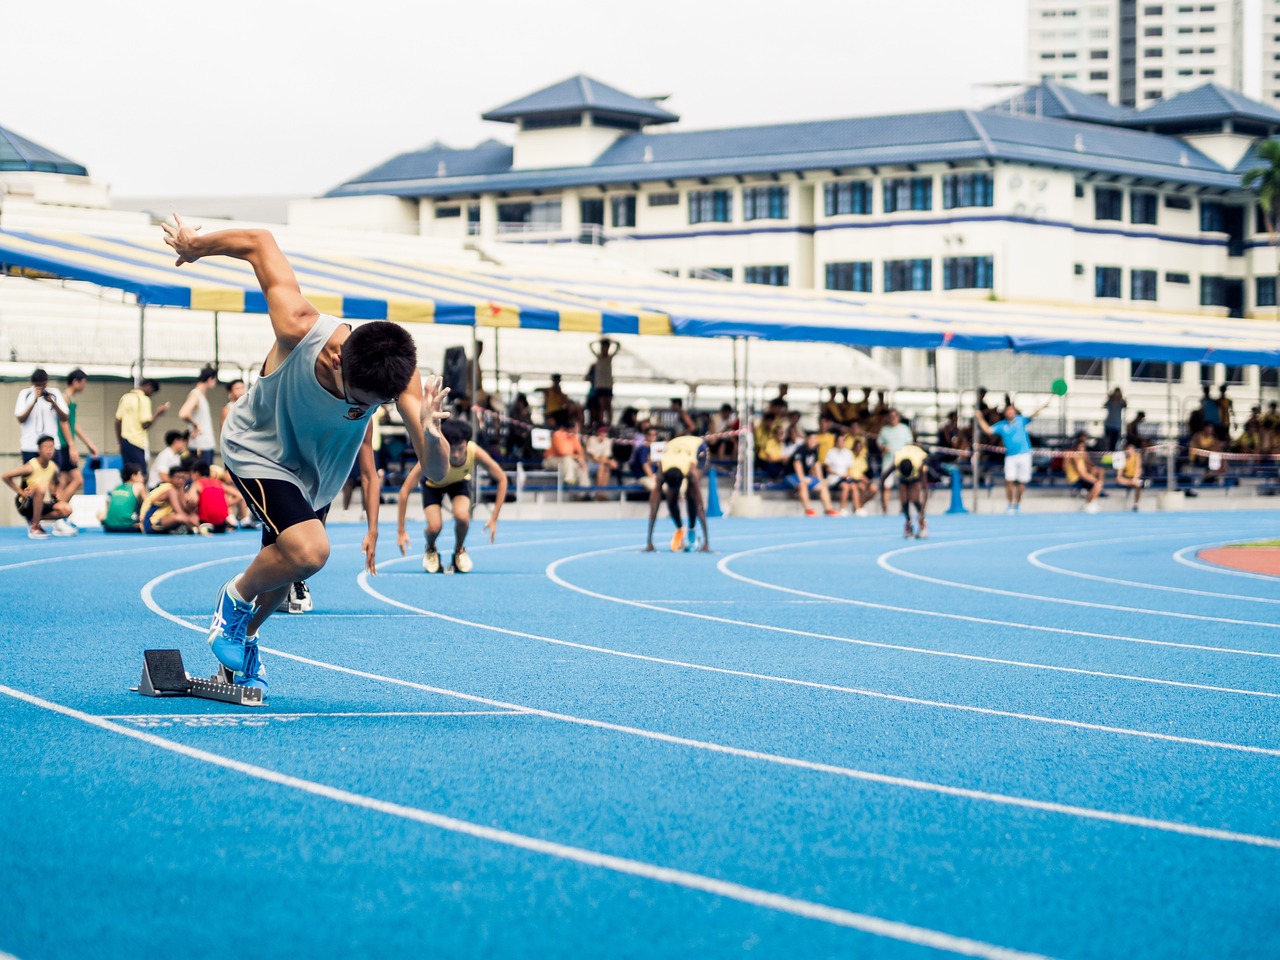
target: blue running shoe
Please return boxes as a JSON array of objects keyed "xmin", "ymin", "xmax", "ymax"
[
  {"xmin": 208, "ymin": 578, "xmax": 255, "ymax": 673},
  {"xmin": 685, "ymin": 528, "xmax": 698, "ymax": 553},
  {"xmin": 234, "ymin": 638, "xmax": 268, "ymax": 691}
]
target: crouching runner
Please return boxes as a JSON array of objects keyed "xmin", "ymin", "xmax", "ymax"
[{"xmin": 162, "ymin": 214, "xmax": 450, "ymax": 691}]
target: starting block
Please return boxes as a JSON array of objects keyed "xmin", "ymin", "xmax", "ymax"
[{"xmin": 133, "ymin": 649, "xmax": 265, "ymax": 707}]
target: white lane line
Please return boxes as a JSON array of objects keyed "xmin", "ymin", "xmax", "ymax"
[
  {"xmin": 0, "ymin": 540, "xmax": 244, "ymax": 573},
  {"xmin": 717, "ymin": 539, "xmax": 1280, "ymax": 661},
  {"xmin": 357, "ymin": 556, "xmax": 1280, "ymax": 758},
  {"xmin": 1027, "ymin": 538, "xmax": 1280, "ymax": 604},
  {"xmin": 99, "ymin": 710, "xmax": 520, "ymax": 720},
  {"xmin": 142, "ymin": 557, "xmax": 1280, "ymax": 848},
  {"xmin": 877, "ymin": 536, "xmax": 1280, "ymax": 635},
  {"xmin": 0, "ymin": 684, "xmax": 1056, "ymax": 960},
  {"xmin": 1173, "ymin": 542, "xmax": 1280, "ymax": 583}
]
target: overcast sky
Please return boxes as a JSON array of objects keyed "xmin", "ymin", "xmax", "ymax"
[{"xmin": 1, "ymin": 0, "xmax": 1262, "ymax": 198}]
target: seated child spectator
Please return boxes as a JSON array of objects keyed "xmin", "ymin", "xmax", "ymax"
[
  {"xmin": 139, "ymin": 459, "xmax": 201, "ymax": 534},
  {"xmin": 756, "ymin": 422, "xmax": 788, "ymax": 480},
  {"xmin": 584, "ymin": 423, "xmax": 618, "ymax": 495},
  {"xmin": 148, "ymin": 429, "xmax": 189, "ymax": 488},
  {"xmin": 787, "ymin": 432, "xmax": 837, "ymax": 516},
  {"xmin": 822, "ymin": 432, "xmax": 856, "ymax": 514},
  {"xmin": 1113, "ymin": 440, "xmax": 1144, "ymax": 511},
  {"xmin": 1062, "ymin": 435, "xmax": 1104, "ymax": 513},
  {"xmin": 1190, "ymin": 424, "xmax": 1224, "ymax": 480},
  {"xmin": 189, "ymin": 458, "xmax": 231, "ymax": 532},
  {"xmin": 100, "ymin": 463, "xmax": 146, "ymax": 532},
  {"xmin": 543, "ymin": 414, "xmax": 588, "ymax": 486},
  {"xmin": 3, "ymin": 435, "xmax": 77, "ymax": 539},
  {"xmin": 846, "ymin": 435, "xmax": 879, "ymax": 516},
  {"xmin": 629, "ymin": 425, "xmax": 660, "ymax": 492}
]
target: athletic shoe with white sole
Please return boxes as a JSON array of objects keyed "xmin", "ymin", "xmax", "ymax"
[
  {"xmin": 1083, "ymin": 502, "xmax": 1100, "ymax": 514},
  {"xmin": 423, "ymin": 549, "xmax": 442, "ymax": 573},
  {"xmin": 208, "ymin": 578, "xmax": 255, "ymax": 673},
  {"xmin": 52, "ymin": 519, "xmax": 78, "ymax": 537},
  {"xmin": 235, "ymin": 637, "xmax": 268, "ymax": 691},
  {"xmin": 452, "ymin": 548, "xmax": 473, "ymax": 574},
  {"xmin": 27, "ymin": 525, "xmax": 49, "ymax": 540}
]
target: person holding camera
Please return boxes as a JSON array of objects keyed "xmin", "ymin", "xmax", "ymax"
[{"xmin": 14, "ymin": 368, "xmax": 70, "ymax": 465}]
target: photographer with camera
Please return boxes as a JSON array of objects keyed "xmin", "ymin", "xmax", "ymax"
[{"xmin": 14, "ymin": 368, "xmax": 71, "ymax": 465}]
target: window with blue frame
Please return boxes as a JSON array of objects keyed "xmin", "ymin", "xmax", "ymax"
[
  {"xmin": 942, "ymin": 172, "xmax": 994, "ymax": 209},
  {"xmin": 1095, "ymin": 266, "xmax": 1122, "ymax": 298},
  {"xmin": 884, "ymin": 258, "xmax": 932, "ymax": 292},
  {"xmin": 1131, "ymin": 192, "xmax": 1158, "ymax": 225},
  {"xmin": 824, "ymin": 180, "xmax": 873, "ymax": 216},
  {"xmin": 744, "ymin": 265, "xmax": 789, "ymax": 286},
  {"xmin": 1201, "ymin": 275, "xmax": 1226, "ymax": 305},
  {"xmin": 742, "ymin": 186, "xmax": 789, "ymax": 221},
  {"xmin": 1258, "ymin": 276, "xmax": 1278, "ymax": 307},
  {"xmin": 1131, "ymin": 268, "xmax": 1158, "ymax": 300},
  {"xmin": 883, "ymin": 177, "xmax": 933, "ymax": 213},
  {"xmin": 1094, "ymin": 187, "xmax": 1123, "ymax": 221},
  {"xmin": 688, "ymin": 189, "xmax": 732, "ymax": 224},
  {"xmin": 825, "ymin": 261, "xmax": 873, "ymax": 292},
  {"xmin": 942, "ymin": 256, "xmax": 994, "ymax": 289},
  {"xmin": 1200, "ymin": 200, "xmax": 1225, "ymax": 232}
]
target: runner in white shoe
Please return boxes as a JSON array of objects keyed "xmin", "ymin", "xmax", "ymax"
[{"xmin": 162, "ymin": 215, "xmax": 450, "ymax": 690}]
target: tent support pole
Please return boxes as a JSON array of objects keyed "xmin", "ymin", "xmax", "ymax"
[
  {"xmin": 731, "ymin": 337, "xmax": 741, "ymax": 493},
  {"xmin": 970, "ymin": 350, "xmax": 980, "ymax": 513},
  {"xmin": 136, "ymin": 304, "xmax": 146, "ymax": 386},
  {"xmin": 1166, "ymin": 365, "xmax": 1175, "ymax": 493},
  {"xmin": 744, "ymin": 337, "xmax": 754, "ymax": 497},
  {"xmin": 214, "ymin": 311, "xmax": 220, "ymax": 374}
]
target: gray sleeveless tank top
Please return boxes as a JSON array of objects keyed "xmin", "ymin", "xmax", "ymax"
[{"xmin": 221, "ymin": 314, "xmax": 369, "ymax": 508}]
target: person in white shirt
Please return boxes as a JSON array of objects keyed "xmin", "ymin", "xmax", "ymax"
[
  {"xmin": 823, "ymin": 432, "xmax": 855, "ymax": 514},
  {"xmin": 180, "ymin": 366, "xmax": 219, "ymax": 464},
  {"xmin": 875, "ymin": 408, "xmax": 915, "ymax": 513},
  {"xmin": 148, "ymin": 431, "xmax": 190, "ymax": 488},
  {"xmin": 14, "ymin": 368, "xmax": 69, "ymax": 462}
]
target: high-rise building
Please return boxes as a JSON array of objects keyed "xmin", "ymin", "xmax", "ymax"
[
  {"xmin": 1263, "ymin": 0, "xmax": 1280, "ymax": 102},
  {"xmin": 1028, "ymin": 0, "xmax": 1244, "ymax": 107}
]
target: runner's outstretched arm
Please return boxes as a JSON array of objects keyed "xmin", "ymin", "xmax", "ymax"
[{"xmin": 396, "ymin": 374, "xmax": 451, "ymax": 486}]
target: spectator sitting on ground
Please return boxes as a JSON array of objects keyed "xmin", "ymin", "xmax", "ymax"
[
  {"xmin": 1114, "ymin": 440, "xmax": 1145, "ymax": 511},
  {"xmin": 875, "ymin": 408, "xmax": 915, "ymax": 513},
  {"xmin": 585, "ymin": 423, "xmax": 618, "ymax": 498},
  {"xmin": 1190, "ymin": 424, "xmax": 1224, "ymax": 479},
  {"xmin": 139, "ymin": 459, "xmax": 201, "ymax": 534},
  {"xmin": 3, "ymin": 435, "xmax": 77, "ymax": 539},
  {"xmin": 100, "ymin": 462, "xmax": 146, "ymax": 533},
  {"xmin": 630, "ymin": 425, "xmax": 660, "ymax": 492},
  {"xmin": 188, "ymin": 458, "xmax": 232, "ymax": 532},
  {"xmin": 1063, "ymin": 435, "xmax": 1104, "ymax": 513},
  {"xmin": 544, "ymin": 413, "xmax": 588, "ymax": 486},
  {"xmin": 148, "ymin": 430, "xmax": 190, "ymax": 488},
  {"xmin": 787, "ymin": 432, "xmax": 838, "ymax": 517}
]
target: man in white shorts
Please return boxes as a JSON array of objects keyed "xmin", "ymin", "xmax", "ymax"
[
  {"xmin": 976, "ymin": 399, "xmax": 1050, "ymax": 514},
  {"xmin": 162, "ymin": 214, "xmax": 450, "ymax": 691}
]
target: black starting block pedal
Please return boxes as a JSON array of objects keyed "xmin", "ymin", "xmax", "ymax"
[{"xmin": 133, "ymin": 649, "xmax": 265, "ymax": 707}]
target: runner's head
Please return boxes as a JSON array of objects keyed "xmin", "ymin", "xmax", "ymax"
[
  {"xmin": 663, "ymin": 467, "xmax": 684, "ymax": 490},
  {"xmin": 341, "ymin": 321, "xmax": 418, "ymax": 403},
  {"xmin": 441, "ymin": 418, "xmax": 473, "ymax": 467}
]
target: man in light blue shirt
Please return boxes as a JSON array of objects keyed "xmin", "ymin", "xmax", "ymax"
[
  {"xmin": 876, "ymin": 408, "xmax": 916, "ymax": 513},
  {"xmin": 976, "ymin": 400, "xmax": 1050, "ymax": 514}
]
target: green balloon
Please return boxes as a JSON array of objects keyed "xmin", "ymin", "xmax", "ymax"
[{"xmin": 1051, "ymin": 378, "xmax": 1069, "ymax": 396}]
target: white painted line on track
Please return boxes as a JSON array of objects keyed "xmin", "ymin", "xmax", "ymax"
[
  {"xmin": 877, "ymin": 535, "xmax": 1280, "ymax": 635},
  {"xmin": 1172, "ymin": 542, "xmax": 1280, "ymax": 583},
  {"xmin": 0, "ymin": 684, "xmax": 1057, "ymax": 960},
  {"xmin": 717, "ymin": 539, "xmax": 1280, "ymax": 661},
  {"xmin": 1027, "ymin": 537, "xmax": 1280, "ymax": 604},
  {"xmin": 99, "ymin": 710, "xmax": 520, "ymax": 721},
  {"xmin": 139, "ymin": 554, "xmax": 1280, "ymax": 848}
]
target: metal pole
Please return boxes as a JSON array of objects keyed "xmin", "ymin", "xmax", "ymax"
[
  {"xmin": 744, "ymin": 337, "xmax": 755, "ymax": 496},
  {"xmin": 731, "ymin": 337, "xmax": 741, "ymax": 492},
  {"xmin": 214, "ymin": 311, "xmax": 220, "ymax": 374},
  {"xmin": 135, "ymin": 304, "xmax": 146, "ymax": 386},
  {"xmin": 1166, "ymin": 363, "xmax": 1175, "ymax": 492},
  {"xmin": 970, "ymin": 350, "xmax": 980, "ymax": 513}
]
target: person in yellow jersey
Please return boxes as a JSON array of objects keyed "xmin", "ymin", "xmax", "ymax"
[
  {"xmin": 3, "ymin": 435, "xmax": 77, "ymax": 540},
  {"xmin": 644, "ymin": 430, "xmax": 711, "ymax": 553},
  {"xmin": 397, "ymin": 418, "xmax": 508, "ymax": 574},
  {"xmin": 1113, "ymin": 439, "xmax": 1145, "ymax": 511},
  {"xmin": 139, "ymin": 457, "xmax": 202, "ymax": 535},
  {"xmin": 893, "ymin": 442, "xmax": 932, "ymax": 539}
]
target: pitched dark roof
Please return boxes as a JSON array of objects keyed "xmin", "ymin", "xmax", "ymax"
[
  {"xmin": 481, "ymin": 75, "xmax": 678, "ymax": 125},
  {"xmin": 1123, "ymin": 83, "xmax": 1280, "ymax": 129},
  {"xmin": 0, "ymin": 125, "xmax": 87, "ymax": 176},
  {"xmin": 330, "ymin": 139, "xmax": 512, "ymax": 193},
  {"xmin": 987, "ymin": 81, "xmax": 1138, "ymax": 126}
]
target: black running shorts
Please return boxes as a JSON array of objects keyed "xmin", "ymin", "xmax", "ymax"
[
  {"xmin": 422, "ymin": 479, "xmax": 471, "ymax": 508},
  {"xmin": 228, "ymin": 472, "xmax": 331, "ymax": 547}
]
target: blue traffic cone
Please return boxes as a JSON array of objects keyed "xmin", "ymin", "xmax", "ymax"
[
  {"xmin": 945, "ymin": 464, "xmax": 968, "ymax": 514},
  {"xmin": 705, "ymin": 467, "xmax": 724, "ymax": 518}
]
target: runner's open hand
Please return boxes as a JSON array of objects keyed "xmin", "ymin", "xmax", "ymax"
[
  {"xmin": 161, "ymin": 214, "xmax": 203, "ymax": 266},
  {"xmin": 420, "ymin": 374, "xmax": 451, "ymax": 439}
]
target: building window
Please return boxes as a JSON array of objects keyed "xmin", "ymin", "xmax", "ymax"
[
  {"xmin": 1258, "ymin": 276, "xmax": 1278, "ymax": 307},
  {"xmin": 611, "ymin": 195, "xmax": 636, "ymax": 227},
  {"xmin": 826, "ymin": 261, "xmax": 873, "ymax": 292},
  {"xmin": 435, "ymin": 205, "xmax": 461, "ymax": 218},
  {"xmin": 688, "ymin": 189, "xmax": 732, "ymax": 224},
  {"xmin": 1091, "ymin": 49, "xmax": 1109, "ymax": 59},
  {"xmin": 1143, "ymin": 68, "xmax": 1163, "ymax": 78},
  {"xmin": 1090, "ymin": 70, "xmax": 1109, "ymax": 80},
  {"xmin": 1201, "ymin": 201, "xmax": 1224, "ymax": 232},
  {"xmin": 1095, "ymin": 187, "xmax": 1124, "ymax": 221},
  {"xmin": 1096, "ymin": 266, "xmax": 1122, "ymax": 298},
  {"xmin": 824, "ymin": 180, "xmax": 873, "ymax": 215},
  {"xmin": 1224, "ymin": 364, "xmax": 1245, "ymax": 384},
  {"xmin": 1144, "ymin": 26, "xmax": 1163, "ymax": 36},
  {"xmin": 1201, "ymin": 275, "xmax": 1226, "ymax": 306},
  {"xmin": 1132, "ymin": 269, "xmax": 1158, "ymax": 301},
  {"xmin": 1144, "ymin": 47, "xmax": 1163, "ymax": 56},
  {"xmin": 1165, "ymin": 271, "xmax": 1191, "ymax": 284},
  {"xmin": 943, "ymin": 256, "xmax": 994, "ymax": 290},
  {"xmin": 1131, "ymin": 192, "xmax": 1158, "ymax": 224},
  {"xmin": 884, "ymin": 258, "xmax": 933, "ymax": 292},
  {"xmin": 744, "ymin": 265, "xmax": 789, "ymax": 286},
  {"xmin": 1132, "ymin": 360, "xmax": 1181, "ymax": 382},
  {"xmin": 497, "ymin": 200, "xmax": 562, "ymax": 232},
  {"xmin": 647, "ymin": 191, "xmax": 679, "ymax": 207},
  {"xmin": 692, "ymin": 267, "xmax": 733, "ymax": 281},
  {"xmin": 1263, "ymin": 368, "xmax": 1279, "ymax": 388},
  {"xmin": 1075, "ymin": 357, "xmax": 1105, "ymax": 380},
  {"xmin": 580, "ymin": 198, "xmax": 605, "ymax": 227},
  {"xmin": 742, "ymin": 185, "xmax": 789, "ymax": 221},
  {"xmin": 942, "ymin": 172, "xmax": 994, "ymax": 209},
  {"xmin": 1165, "ymin": 194, "xmax": 1192, "ymax": 210},
  {"xmin": 1143, "ymin": 3, "xmax": 1163, "ymax": 12},
  {"xmin": 883, "ymin": 176, "xmax": 933, "ymax": 213}
]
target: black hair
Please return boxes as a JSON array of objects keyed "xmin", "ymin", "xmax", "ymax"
[
  {"xmin": 898, "ymin": 459, "xmax": 914, "ymax": 478},
  {"xmin": 31, "ymin": 368, "xmax": 48, "ymax": 384},
  {"xmin": 176, "ymin": 456, "xmax": 198, "ymax": 474},
  {"xmin": 187, "ymin": 457, "xmax": 210, "ymax": 477},
  {"xmin": 441, "ymin": 418, "xmax": 473, "ymax": 446},
  {"xmin": 198, "ymin": 365, "xmax": 218, "ymax": 384},
  {"xmin": 120, "ymin": 463, "xmax": 143, "ymax": 482},
  {"xmin": 66, "ymin": 368, "xmax": 86, "ymax": 385},
  {"xmin": 141, "ymin": 379, "xmax": 161, "ymax": 392},
  {"xmin": 226, "ymin": 378, "xmax": 244, "ymax": 393},
  {"xmin": 343, "ymin": 322, "xmax": 417, "ymax": 398},
  {"xmin": 164, "ymin": 430, "xmax": 186, "ymax": 447},
  {"xmin": 35, "ymin": 434, "xmax": 55, "ymax": 447}
]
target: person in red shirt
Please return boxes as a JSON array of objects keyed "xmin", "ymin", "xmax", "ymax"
[{"xmin": 188, "ymin": 458, "xmax": 231, "ymax": 532}]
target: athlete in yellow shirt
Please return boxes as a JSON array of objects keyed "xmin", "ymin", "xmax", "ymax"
[
  {"xmin": 2, "ymin": 435, "xmax": 77, "ymax": 539},
  {"xmin": 645, "ymin": 432, "xmax": 711, "ymax": 553}
]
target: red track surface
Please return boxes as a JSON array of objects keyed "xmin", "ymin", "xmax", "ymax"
[{"xmin": 1197, "ymin": 547, "xmax": 1280, "ymax": 578}]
